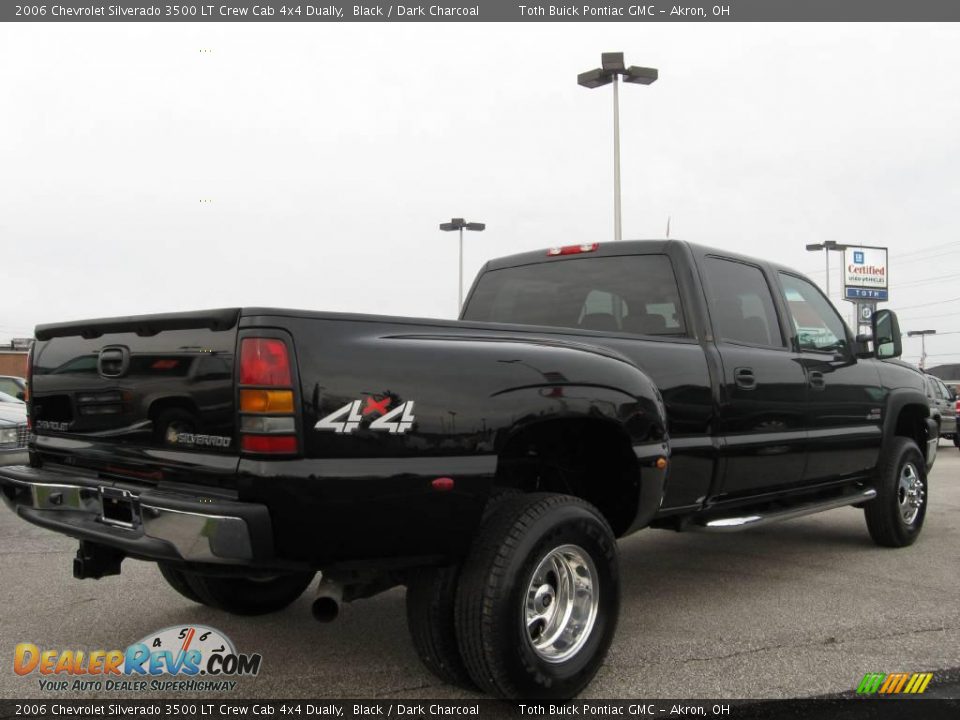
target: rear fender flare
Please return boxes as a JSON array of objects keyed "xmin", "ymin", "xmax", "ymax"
[{"xmin": 490, "ymin": 384, "xmax": 667, "ymax": 452}]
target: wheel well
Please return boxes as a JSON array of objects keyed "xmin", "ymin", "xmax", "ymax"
[
  {"xmin": 148, "ymin": 397, "xmax": 199, "ymax": 422},
  {"xmin": 495, "ymin": 419, "xmax": 640, "ymax": 537},
  {"xmin": 894, "ymin": 404, "xmax": 930, "ymax": 449}
]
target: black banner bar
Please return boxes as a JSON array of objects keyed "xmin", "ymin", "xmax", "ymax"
[
  {"xmin": 2, "ymin": 700, "xmax": 960, "ymax": 720},
  {"xmin": 3, "ymin": 0, "xmax": 960, "ymax": 23}
]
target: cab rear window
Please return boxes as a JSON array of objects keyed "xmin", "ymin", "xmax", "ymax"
[{"xmin": 463, "ymin": 254, "xmax": 686, "ymax": 336}]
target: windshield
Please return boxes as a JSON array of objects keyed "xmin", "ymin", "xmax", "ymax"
[{"xmin": 463, "ymin": 254, "xmax": 686, "ymax": 336}]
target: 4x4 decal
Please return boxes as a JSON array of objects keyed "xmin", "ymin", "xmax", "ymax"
[{"xmin": 315, "ymin": 396, "xmax": 416, "ymax": 434}]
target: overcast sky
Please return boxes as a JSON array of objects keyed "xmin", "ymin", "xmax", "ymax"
[{"xmin": 1, "ymin": 22, "xmax": 958, "ymax": 366}]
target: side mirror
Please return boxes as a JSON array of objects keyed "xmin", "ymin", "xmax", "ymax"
[
  {"xmin": 872, "ymin": 309, "xmax": 902, "ymax": 359},
  {"xmin": 853, "ymin": 334, "xmax": 873, "ymax": 359}
]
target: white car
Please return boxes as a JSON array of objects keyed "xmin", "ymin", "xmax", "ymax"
[{"xmin": 0, "ymin": 393, "xmax": 27, "ymax": 466}]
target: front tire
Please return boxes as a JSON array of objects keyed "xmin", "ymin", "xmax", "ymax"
[
  {"xmin": 865, "ymin": 437, "xmax": 927, "ymax": 547},
  {"xmin": 183, "ymin": 571, "xmax": 315, "ymax": 615},
  {"xmin": 455, "ymin": 493, "xmax": 619, "ymax": 699}
]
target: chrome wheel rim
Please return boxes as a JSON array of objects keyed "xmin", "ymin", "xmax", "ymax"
[
  {"xmin": 897, "ymin": 462, "xmax": 924, "ymax": 525},
  {"xmin": 523, "ymin": 544, "xmax": 598, "ymax": 663}
]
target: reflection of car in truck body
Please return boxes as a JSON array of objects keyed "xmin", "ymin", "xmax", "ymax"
[
  {"xmin": 0, "ymin": 241, "xmax": 934, "ymax": 699},
  {"xmin": 31, "ymin": 348, "xmax": 234, "ymax": 446}
]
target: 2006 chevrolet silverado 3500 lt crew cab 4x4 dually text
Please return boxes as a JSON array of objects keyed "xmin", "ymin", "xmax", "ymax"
[{"xmin": 0, "ymin": 240, "xmax": 936, "ymax": 698}]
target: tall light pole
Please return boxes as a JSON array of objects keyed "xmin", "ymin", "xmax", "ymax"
[
  {"xmin": 805, "ymin": 240, "xmax": 848, "ymax": 299},
  {"xmin": 907, "ymin": 329, "xmax": 936, "ymax": 370},
  {"xmin": 578, "ymin": 52, "xmax": 658, "ymax": 242},
  {"xmin": 439, "ymin": 218, "xmax": 485, "ymax": 313}
]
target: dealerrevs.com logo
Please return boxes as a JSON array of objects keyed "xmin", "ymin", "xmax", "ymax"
[{"xmin": 14, "ymin": 625, "xmax": 261, "ymax": 693}]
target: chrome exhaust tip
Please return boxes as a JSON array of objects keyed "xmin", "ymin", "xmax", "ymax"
[
  {"xmin": 311, "ymin": 578, "xmax": 343, "ymax": 622},
  {"xmin": 311, "ymin": 596, "xmax": 340, "ymax": 622}
]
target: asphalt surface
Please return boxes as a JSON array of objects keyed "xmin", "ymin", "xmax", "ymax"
[{"xmin": 1, "ymin": 446, "xmax": 958, "ymax": 701}]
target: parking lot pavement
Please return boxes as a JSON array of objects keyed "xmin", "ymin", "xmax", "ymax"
[{"xmin": 1, "ymin": 447, "xmax": 958, "ymax": 701}]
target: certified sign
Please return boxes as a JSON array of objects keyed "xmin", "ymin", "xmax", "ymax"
[{"xmin": 844, "ymin": 246, "xmax": 888, "ymax": 301}]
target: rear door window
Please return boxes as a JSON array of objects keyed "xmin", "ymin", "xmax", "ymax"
[
  {"xmin": 463, "ymin": 254, "xmax": 686, "ymax": 336},
  {"xmin": 702, "ymin": 258, "xmax": 784, "ymax": 348}
]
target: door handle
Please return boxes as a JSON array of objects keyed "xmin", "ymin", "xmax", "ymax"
[
  {"xmin": 809, "ymin": 370, "xmax": 825, "ymax": 390},
  {"xmin": 734, "ymin": 367, "xmax": 756, "ymax": 390}
]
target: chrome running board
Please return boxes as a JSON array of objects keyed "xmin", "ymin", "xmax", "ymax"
[{"xmin": 693, "ymin": 487, "xmax": 877, "ymax": 532}]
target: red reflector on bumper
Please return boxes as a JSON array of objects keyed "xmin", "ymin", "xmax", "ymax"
[
  {"xmin": 241, "ymin": 435, "xmax": 298, "ymax": 454},
  {"xmin": 431, "ymin": 477, "xmax": 455, "ymax": 492}
]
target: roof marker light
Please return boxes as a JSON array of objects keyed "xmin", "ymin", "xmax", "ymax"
[{"xmin": 547, "ymin": 243, "xmax": 599, "ymax": 257}]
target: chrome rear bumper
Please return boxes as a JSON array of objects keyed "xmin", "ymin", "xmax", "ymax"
[{"xmin": 0, "ymin": 465, "xmax": 273, "ymax": 564}]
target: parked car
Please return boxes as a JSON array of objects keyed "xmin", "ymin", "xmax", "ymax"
[
  {"xmin": 0, "ymin": 396, "xmax": 27, "ymax": 466},
  {"xmin": 0, "ymin": 375, "xmax": 26, "ymax": 401},
  {"xmin": 0, "ymin": 240, "xmax": 935, "ymax": 699},
  {"xmin": 925, "ymin": 373, "xmax": 958, "ymax": 446},
  {"xmin": 942, "ymin": 381, "xmax": 960, "ymax": 450}
]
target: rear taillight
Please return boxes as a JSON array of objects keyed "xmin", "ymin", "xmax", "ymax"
[
  {"xmin": 547, "ymin": 243, "xmax": 599, "ymax": 256},
  {"xmin": 240, "ymin": 389, "xmax": 294, "ymax": 414},
  {"xmin": 238, "ymin": 337, "xmax": 297, "ymax": 455},
  {"xmin": 241, "ymin": 435, "xmax": 297, "ymax": 454},
  {"xmin": 240, "ymin": 338, "xmax": 292, "ymax": 386}
]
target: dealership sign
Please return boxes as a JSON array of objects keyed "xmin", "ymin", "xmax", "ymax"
[{"xmin": 844, "ymin": 246, "xmax": 888, "ymax": 301}]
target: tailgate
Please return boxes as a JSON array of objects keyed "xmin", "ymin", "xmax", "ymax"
[{"xmin": 29, "ymin": 309, "xmax": 241, "ymax": 486}]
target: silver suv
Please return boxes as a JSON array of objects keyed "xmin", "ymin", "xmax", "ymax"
[{"xmin": 925, "ymin": 374, "xmax": 958, "ymax": 446}]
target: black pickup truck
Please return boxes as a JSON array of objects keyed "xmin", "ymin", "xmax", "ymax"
[{"xmin": 0, "ymin": 240, "xmax": 935, "ymax": 699}]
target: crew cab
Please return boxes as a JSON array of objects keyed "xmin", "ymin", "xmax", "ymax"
[{"xmin": 0, "ymin": 240, "xmax": 934, "ymax": 699}]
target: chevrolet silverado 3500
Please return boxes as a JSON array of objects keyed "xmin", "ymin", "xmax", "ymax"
[{"xmin": 0, "ymin": 240, "xmax": 934, "ymax": 698}]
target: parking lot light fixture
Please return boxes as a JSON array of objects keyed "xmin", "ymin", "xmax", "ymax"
[
  {"xmin": 907, "ymin": 329, "xmax": 936, "ymax": 370},
  {"xmin": 805, "ymin": 240, "xmax": 848, "ymax": 298},
  {"xmin": 439, "ymin": 218, "xmax": 486, "ymax": 313},
  {"xmin": 578, "ymin": 52, "xmax": 658, "ymax": 243}
]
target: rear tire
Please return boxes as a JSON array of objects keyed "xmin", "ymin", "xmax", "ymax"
[
  {"xmin": 865, "ymin": 437, "xmax": 927, "ymax": 547},
  {"xmin": 157, "ymin": 562, "xmax": 203, "ymax": 603},
  {"xmin": 455, "ymin": 493, "xmax": 619, "ymax": 699},
  {"xmin": 184, "ymin": 571, "xmax": 315, "ymax": 616},
  {"xmin": 405, "ymin": 566, "xmax": 474, "ymax": 688}
]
